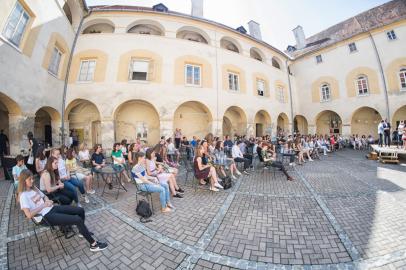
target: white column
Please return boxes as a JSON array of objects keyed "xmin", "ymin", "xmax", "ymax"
[
  {"xmin": 8, "ymin": 114, "xmax": 35, "ymax": 155},
  {"xmin": 247, "ymin": 122, "xmax": 254, "ymax": 137}
]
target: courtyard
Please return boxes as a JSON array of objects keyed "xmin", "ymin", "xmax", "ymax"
[{"xmin": 1, "ymin": 149, "xmax": 406, "ymax": 270}]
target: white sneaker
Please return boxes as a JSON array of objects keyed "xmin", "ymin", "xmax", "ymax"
[
  {"xmin": 87, "ymin": 189, "xmax": 96, "ymax": 195},
  {"xmin": 215, "ymin": 183, "xmax": 224, "ymax": 189},
  {"xmin": 236, "ymin": 171, "xmax": 242, "ymax": 176},
  {"xmin": 84, "ymin": 196, "xmax": 90, "ymax": 203},
  {"xmin": 232, "ymin": 175, "xmax": 237, "ymax": 180},
  {"xmin": 209, "ymin": 187, "xmax": 219, "ymax": 192},
  {"xmin": 309, "ymin": 159, "xmax": 314, "ymax": 162}
]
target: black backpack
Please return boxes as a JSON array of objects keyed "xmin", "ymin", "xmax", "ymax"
[
  {"xmin": 222, "ymin": 176, "xmax": 232, "ymax": 190},
  {"xmin": 136, "ymin": 200, "xmax": 152, "ymax": 222}
]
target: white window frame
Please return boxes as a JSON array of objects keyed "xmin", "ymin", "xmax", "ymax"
[
  {"xmin": 386, "ymin": 30, "xmax": 397, "ymax": 41},
  {"xmin": 316, "ymin": 55, "xmax": 323, "ymax": 64},
  {"xmin": 185, "ymin": 64, "xmax": 201, "ymax": 86},
  {"xmin": 399, "ymin": 68, "xmax": 406, "ymax": 91},
  {"xmin": 2, "ymin": 2, "xmax": 30, "ymax": 48},
  {"xmin": 276, "ymin": 86, "xmax": 285, "ymax": 103},
  {"xmin": 129, "ymin": 59, "xmax": 149, "ymax": 81},
  {"xmin": 356, "ymin": 76, "xmax": 369, "ymax": 96},
  {"xmin": 77, "ymin": 59, "xmax": 96, "ymax": 82},
  {"xmin": 228, "ymin": 72, "xmax": 239, "ymax": 91},
  {"xmin": 348, "ymin": 42, "xmax": 357, "ymax": 53},
  {"xmin": 48, "ymin": 47, "xmax": 62, "ymax": 76},
  {"xmin": 320, "ymin": 84, "xmax": 331, "ymax": 102},
  {"xmin": 257, "ymin": 79, "xmax": 265, "ymax": 96}
]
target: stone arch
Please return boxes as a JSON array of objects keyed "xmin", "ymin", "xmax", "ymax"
[
  {"xmin": 272, "ymin": 56, "xmax": 282, "ymax": 69},
  {"xmin": 82, "ymin": 19, "xmax": 115, "ymax": 34},
  {"xmin": 220, "ymin": 36, "xmax": 241, "ymax": 53},
  {"xmin": 386, "ymin": 57, "xmax": 406, "ymax": 94},
  {"xmin": 0, "ymin": 92, "xmax": 23, "ymax": 144},
  {"xmin": 176, "ymin": 26, "xmax": 210, "ymax": 45},
  {"xmin": 350, "ymin": 107, "xmax": 382, "ymax": 136},
  {"xmin": 392, "ymin": 105, "xmax": 406, "ymax": 128},
  {"xmin": 173, "ymin": 101, "xmax": 213, "ymax": 139},
  {"xmin": 223, "ymin": 106, "xmax": 248, "ymax": 137},
  {"xmin": 62, "ymin": 0, "xmax": 82, "ymax": 27},
  {"xmin": 315, "ymin": 110, "xmax": 343, "ymax": 135},
  {"xmin": 114, "ymin": 100, "xmax": 160, "ymax": 146},
  {"xmin": 277, "ymin": 113, "xmax": 289, "ymax": 134},
  {"xmin": 250, "ymin": 47, "xmax": 264, "ymax": 62},
  {"xmin": 126, "ymin": 19, "xmax": 165, "ymax": 36},
  {"xmin": 254, "ymin": 110, "xmax": 272, "ymax": 137},
  {"xmin": 66, "ymin": 99, "xmax": 102, "ymax": 147},
  {"xmin": 294, "ymin": 115, "xmax": 308, "ymax": 135},
  {"xmin": 346, "ymin": 67, "xmax": 380, "ymax": 97},
  {"xmin": 34, "ymin": 106, "xmax": 61, "ymax": 146}
]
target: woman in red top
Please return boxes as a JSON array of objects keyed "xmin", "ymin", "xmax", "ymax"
[{"xmin": 329, "ymin": 135, "xmax": 336, "ymax": 152}]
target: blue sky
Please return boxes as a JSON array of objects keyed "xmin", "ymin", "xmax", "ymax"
[{"xmin": 85, "ymin": 0, "xmax": 391, "ymax": 50}]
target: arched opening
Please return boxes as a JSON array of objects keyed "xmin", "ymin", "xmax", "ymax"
[
  {"xmin": 128, "ymin": 24, "xmax": 163, "ymax": 35},
  {"xmin": 34, "ymin": 107, "xmax": 61, "ymax": 147},
  {"xmin": 250, "ymin": 48, "xmax": 263, "ymax": 62},
  {"xmin": 222, "ymin": 106, "xmax": 247, "ymax": 137},
  {"xmin": 63, "ymin": 2, "xmax": 73, "ymax": 25},
  {"xmin": 272, "ymin": 57, "xmax": 281, "ymax": 69},
  {"xmin": 0, "ymin": 92, "xmax": 22, "ymax": 155},
  {"xmin": 277, "ymin": 113, "xmax": 289, "ymax": 135},
  {"xmin": 66, "ymin": 99, "xmax": 101, "ymax": 147},
  {"xmin": 115, "ymin": 100, "xmax": 160, "ymax": 145},
  {"xmin": 294, "ymin": 115, "xmax": 308, "ymax": 135},
  {"xmin": 254, "ymin": 110, "xmax": 271, "ymax": 137},
  {"xmin": 315, "ymin": 110, "xmax": 342, "ymax": 135},
  {"xmin": 176, "ymin": 27, "xmax": 209, "ymax": 44},
  {"xmin": 173, "ymin": 101, "xmax": 212, "ymax": 139},
  {"xmin": 82, "ymin": 21, "xmax": 115, "ymax": 34},
  {"xmin": 392, "ymin": 105, "xmax": 406, "ymax": 130},
  {"xmin": 220, "ymin": 37, "xmax": 240, "ymax": 53},
  {"xmin": 351, "ymin": 107, "xmax": 382, "ymax": 137}
]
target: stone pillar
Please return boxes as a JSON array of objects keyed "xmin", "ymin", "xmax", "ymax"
[
  {"xmin": 342, "ymin": 123, "xmax": 351, "ymax": 137},
  {"xmin": 211, "ymin": 119, "xmax": 223, "ymax": 138},
  {"xmin": 101, "ymin": 118, "xmax": 115, "ymax": 156},
  {"xmin": 160, "ymin": 118, "xmax": 173, "ymax": 139},
  {"xmin": 308, "ymin": 124, "xmax": 316, "ymax": 135},
  {"xmin": 8, "ymin": 114, "xmax": 35, "ymax": 155},
  {"xmin": 51, "ymin": 120, "xmax": 67, "ymax": 147},
  {"xmin": 247, "ymin": 122, "xmax": 254, "ymax": 137}
]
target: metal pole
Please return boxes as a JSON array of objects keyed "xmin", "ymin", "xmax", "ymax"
[{"xmin": 286, "ymin": 59, "xmax": 294, "ymax": 135}]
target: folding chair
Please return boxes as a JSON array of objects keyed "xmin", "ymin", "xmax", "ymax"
[
  {"xmin": 130, "ymin": 172, "xmax": 155, "ymax": 213},
  {"xmin": 31, "ymin": 214, "xmax": 68, "ymax": 254}
]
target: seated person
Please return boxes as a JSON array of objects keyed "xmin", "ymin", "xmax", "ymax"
[
  {"xmin": 261, "ymin": 144, "xmax": 293, "ymax": 181},
  {"xmin": 19, "ymin": 169, "xmax": 107, "ymax": 252},
  {"xmin": 111, "ymin": 143, "xmax": 131, "ymax": 183},
  {"xmin": 153, "ymin": 144, "xmax": 179, "ymax": 176},
  {"xmin": 131, "ymin": 152, "xmax": 173, "ymax": 213},
  {"xmin": 91, "ymin": 144, "xmax": 111, "ymax": 189},
  {"xmin": 35, "ymin": 146, "xmax": 47, "ymax": 176},
  {"xmin": 194, "ymin": 145, "xmax": 222, "ymax": 191},
  {"xmin": 12, "ymin": 154, "xmax": 27, "ymax": 188},
  {"xmin": 231, "ymin": 142, "xmax": 251, "ymax": 175},
  {"xmin": 40, "ymin": 157, "xmax": 75, "ymax": 205},
  {"xmin": 78, "ymin": 143, "xmax": 91, "ymax": 168},
  {"xmin": 166, "ymin": 138, "xmax": 180, "ymax": 164},
  {"xmin": 213, "ymin": 141, "xmax": 241, "ymax": 179},
  {"xmin": 65, "ymin": 149, "xmax": 95, "ymax": 195}
]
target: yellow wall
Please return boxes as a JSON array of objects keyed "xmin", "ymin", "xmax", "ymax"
[
  {"xmin": 173, "ymin": 102, "xmax": 212, "ymax": 139},
  {"xmin": 69, "ymin": 49, "xmax": 108, "ymax": 83},
  {"xmin": 311, "ymin": 76, "xmax": 340, "ymax": 102},
  {"xmin": 316, "ymin": 111, "xmax": 342, "ymax": 135},
  {"xmin": 223, "ymin": 107, "xmax": 247, "ymax": 135},
  {"xmin": 254, "ymin": 110, "xmax": 271, "ymax": 136},
  {"xmin": 386, "ymin": 57, "xmax": 406, "ymax": 94},
  {"xmin": 117, "ymin": 49, "xmax": 163, "ymax": 83},
  {"xmin": 294, "ymin": 115, "xmax": 308, "ymax": 134},
  {"xmin": 174, "ymin": 55, "xmax": 212, "ymax": 88},
  {"xmin": 350, "ymin": 107, "xmax": 382, "ymax": 136},
  {"xmin": 222, "ymin": 64, "xmax": 246, "ymax": 93},
  {"xmin": 345, "ymin": 67, "xmax": 380, "ymax": 97},
  {"xmin": 41, "ymin": 32, "xmax": 70, "ymax": 80},
  {"xmin": 392, "ymin": 105, "xmax": 406, "ymax": 127}
]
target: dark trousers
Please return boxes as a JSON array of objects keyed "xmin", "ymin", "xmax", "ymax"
[
  {"xmin": 378, "ymin": 134, "xmax": 383, "ymax": 147},
  {"xmin": 384, "ymin": 133, "xmax": 391, "ymax": 147},
  {"xmin": 283, "ymin": 153, "xmax": 296, "ymax": 163},
  {"xmin": 175, "ymin": 138, "xmax": 181, "ymax": 149},
  {"xmin": 269, "ymin": 161, "xmax": 291, "ymax": 179},
  {"xmin": 243, "ymin": 154, "xmax": 253, "ymax": 167},
  {"xmin": 47, "ymin": 189, "xmax": 75, "ymax": 205},
  {"xmin": 44, "ymin": 205, "xmax": 95, "ymax": 244},
  {"xmin": 234, "ymin": 157, "xmax": 250, "ymax": 170}
]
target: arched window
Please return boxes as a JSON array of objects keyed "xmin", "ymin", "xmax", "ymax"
[
  {"xmin": 250, "ymin": 48, "xmax": 263, "ymax": 62},
  {"xmin": 356, "ymin": 75, "xmax": 369, "ymax": 95},
  {"xmin": 399, "ymin": 68, "xmax": 406, "ymax": 90},
  {"xmin": 128, "ymin": 24, "xmax": 163, "ymax": 35},
  {"xmin": 176, "ymin": 27, "xmax": 209, "ymax": 44},
  {"xmin": 220, "ymin": 38, "xmax": 240, "ymax": 53},
  {"xmin": 272, "ymin": 57, "xmax": 281, "ymax": 69},
  {"xmin": 320, "ymin": 84, "xmax": 331, "ymax": 102}
]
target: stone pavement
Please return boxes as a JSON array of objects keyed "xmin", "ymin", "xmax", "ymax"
[{"xmin": 1, "ymin": 149, "xmax": 406, "ymax": 269}]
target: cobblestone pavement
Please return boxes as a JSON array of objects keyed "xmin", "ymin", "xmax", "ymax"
[{"xmin": 1, "ymin": 149, "xmax": 406, "ymax": 269}]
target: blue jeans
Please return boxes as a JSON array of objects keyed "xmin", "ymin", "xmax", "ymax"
[
  {"xmin": 64, "ymin": 177, "xmax": 85, "ymax": 203},
  {"xmin": 139, "ymin": 182, "xmax": 170, "ymax": 209}
]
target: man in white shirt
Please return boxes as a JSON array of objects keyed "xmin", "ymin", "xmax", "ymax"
[
  {"xmin": 398, "ymin": 120, "xmax": 405, "ymax": 148},
  {"xmin": 232, "ymin": 142, "xmax": 251, "ymax": 174},
  {"xmin": 378, "ymin": 120, "xmax": 384, "ymax": 147}
]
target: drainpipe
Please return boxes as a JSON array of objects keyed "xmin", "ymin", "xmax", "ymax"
[
  {"xmin": 285, "ymin": 59, "xmax": 294, "ymax": 135},
  {"xmin": 60, "ymin": 9, "xmax": 92, "ymax": 146},
  {"xmin": 368, "ymin": 32, "xmax": 390, "ymax": 121}
]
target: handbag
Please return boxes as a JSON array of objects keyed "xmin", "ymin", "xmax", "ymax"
[
  {"xmin": 136, "ymin": 199, "xmax": 153, "ymax": 223},
  {"xmin": 27, "ymin": 153, "xmax": 34, "ymax": 165}
]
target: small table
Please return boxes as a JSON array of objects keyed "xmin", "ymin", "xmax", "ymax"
[{"xmin": 95, "ymin": 166, "xmax": 127, "ymax": 199}]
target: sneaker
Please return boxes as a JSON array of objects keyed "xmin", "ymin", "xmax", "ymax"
[
  {"xmin": 87, "ymin": 189, "xmax": 96, "ymax": 195},
  {"xmin": 84, "ymin": 196, "xmax": 90, "ymax": 204},
  {"xmin": 243, "ymin": 170, "xmax": 250, "ymax": 175},
  {"xmin": 167, "ymin": 203, "xmax": 176, "ymax": 210},
  {"xmin": 214, "ymin": 183, "xmax": 224, "ymax": 189},
  {"xmin": 173, "ymin": 193, "xmax": 183, "ymax": 198},
  {"xmin": 77, "ymin": 203, "xmax": 83, "ymax": 208},
  {"xmin": 209, "ymin": 187, "xmax": 219, "ymax": 192},
  {"xmin": 90, "ymin": 241, "xmax": 108, "ymax": 252},
  {"xmin": 176, "ymin": 188, "xmax": 185, "ymax": 194},
  {"xmin": 236, "ymin": 171, "xmax": 242, "ymax": 176},
  {"xmin": 108, "ymin": 183, "xmax": 113, "ymax": 190},
  {"xmin": 231, "ymin": 175, "xmax": 237, "ymax": 180}
]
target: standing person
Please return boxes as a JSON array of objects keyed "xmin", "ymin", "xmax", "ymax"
[
  {"xmin": 378, "ymin": 120, "xmax": 384, "ymax": 147},
  {"xmin": 174, "ymin": 128, "xmax": 182, "ymax": 149},
  {"xmin": 27, "ymin": 131, "xmax": 38, "ymax": 158},
  {"xmin": 0, "ymin": 129, "xmax": 9, "ymax": 156},
  {"xmin": 383, "ymin": 119, "xmax": 391, "ymax": 147},
  {"xmin": 397, "ymin": 121, "xmax": 404, "ymax": 148}
]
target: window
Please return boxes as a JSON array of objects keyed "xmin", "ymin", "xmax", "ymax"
[
  {"xmin": 348, "ymin": 42, "xmax": 357, "ymax": 53},
  {"xmin": 387, "ymin": 30, "xmax": 397, "ymax": 40},
  {"xmin": 257, "ymin": 79, "xmax": 265, "ymax": 96},
  {"xmin": 48, "ymin": 47, "xmax": 62, "ymax": 76},
  {"xmin": 276, "ymin": 86, "xmax": 285, "ymax": 103},
  {"xmin": 136, "ymin": 122, "xmax": 148, "ymax": 139},
  {"xmin": 130, "ymin": 59, "xmax": 149, "ymax": 81},
  {"xmin": 228, "ymin": 72, "xmax": 239, "ymax": 91},
  {"xmin": 399, "ymin": 68, "xmax": 406, "ymax": 90},
  {"xmin": 320, "ymin": 84, "xmax": 331, "ymax": 101},
  {"xmin": 2, "ymin": 2, "xmax": 30, "ymax": 47},
  {"xmin": 316, "ymin": 55, "xmax": 323, "ymax": 64},
  {"xmin": 78, "ymin": 60, "xmax": 96, "ymax": 82},
  {"xmin": 356, "ymin": 76, "xmax": 369, "ymax": 95},
  {"xmin": 185, "ymin": 64, "xmax": 201, "ymax": 86}
]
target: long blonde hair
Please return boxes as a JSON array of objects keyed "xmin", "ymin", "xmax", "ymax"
[{"xmin": 17, "ymin": 169, "xmax": 36, "ymax": 201}]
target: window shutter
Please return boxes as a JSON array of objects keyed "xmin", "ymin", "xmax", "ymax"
[
  {"xmin": 128, "ymin": 59, "xmax": 133, "ymax": 80},
  {"xmin": 148, "ymin": 60, "xmax": 154, "ymax": 81}
]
